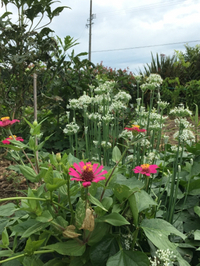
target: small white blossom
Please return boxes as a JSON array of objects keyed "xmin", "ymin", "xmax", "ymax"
[
  {"xmin": 146, "ymin": 74, "xmax": 163, "ymax": 86},
  {"xmin": 63, "ymin": 121, "xmax": 79, "ymax": 135},
  {"xmin": 134, "ymin": 75, "xmax": 143, "ymax": 83},
  {"xmin": 173, "ymin": 129, "xmax": 195, "ymax": 145},
  {"xmin": 149, "ymin": 249, "xmax": 177, "ymax": 266},
  {"xmin": 157, "ymin": 101, "xmax": 169, "ymax": 110},
  {"xmin": 119, "ymin": 130, "xmax": 133, "ymax": 141},
  {"xmin": 169, "ymin": 105, "xmax": 192, "ymax": 117},
  {"xmin": 101, "ymin": 141, "xmax": 112, "ymax": 149},
  {"xmin": 114, "ymin": 91, "xmax": 131, "ymax": 103}
]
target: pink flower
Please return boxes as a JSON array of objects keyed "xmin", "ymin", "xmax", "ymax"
[
  {"xmin": 0, "ymin": 117, "xmax": 20, "ymax": 128},
  {"xmin": 2, "ymin": 135, "xmax": 24, "ymax": 145},
  {"xmin": 125, "ymin": 124, "xmax": 146, "ymax": 133},
  {"xmin": 133, "ymin": 164, "xmax": 159, "ymax": 177},
  {"xmin": 69, "ymin": 161, "xmax": 107, "ymax": 187}
]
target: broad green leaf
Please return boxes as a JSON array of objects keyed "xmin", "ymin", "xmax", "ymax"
[
  {"xmin": 194, "ymin": 230, "xmax": 200, "ymax": 240},
  {"xmin": 107, "ymin": 250, "xmax": 150, "ymax": 266},
  {"xmin": 87, "ymin": 222, "xmax": 110, "ymax": 246},
  {"xmin": 135, "ymin": 190, "xmax": 157, "ymax": 212},
  {"xmin": 75, "ymin": 198, "xmax": 86, "ymax": 229},
  {"xmin": 0, "ymin": 203, "xmax": 17, "ymax": 217},
  {"xmin": 43, "ymin": 258, "xmax": 70, "ymax": 266},
  {"xmin": 19, "ymin": 165, "xmax": 37, "ymax": 182},
  {"xmin": 36, "ymin": 210, "xmax": 53, "ymax": 223},
  {"xmin": 44, "ymin": 167, "xmax": 67, "ymax": 191},
  {"xmin": 22, "ymin": 222, "xmax": 50, "ymax": 238},
  {"xmin": 88, "ymin": 193, "xmax": 108, "ymax": 211},
  {"xmin": 194, "ymin": 206, "xmax": 200, "ymax": 217},
  {"xmin": 90, "ymin": 235, "xmax": 119, "ymax": 266},
  {"xmin": 43, "ymin": 240, "xmax": 86, "ymax": 256},
  {"xmin": 2, "ymin": 228, "xmax": 9, "ymax": 248},
  {"xmin": 141, "ymin": 219, "xmax": 189, "ymax": 266},
  {"xmin": 96, "ymin": 212, "xmax": 130, "ymax": 226},
  {"xmin": 22, "ymin": 256, "xmax": 43, "ymax": 266},
  {"xmin": 24, "ymin": 238, "xmax": 45, "ymax": 255},
  {"xmin": 112, "ymin": 146, "xmax": 121, "ymax": 163},
  {"xmin": 128, "ymin": 194, "xmax": 138, "ymax": 227},
  {"xmin": 0, "ymin": 250, "xmax": 13, "ymax": 258},
  {"xmin": 12, "ymin": 219, "xmax": 37, "ymax": 236}
]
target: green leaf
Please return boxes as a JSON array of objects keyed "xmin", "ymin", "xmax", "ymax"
[
  {"xmin": 36, "ymin": 210, "xmax": 53, "ymax": 223},
  {"xmin": 88, "ymin": 193, "xmax": 108, "ymax": 211},
  {"xmin": 135, "ymin": 190, "xmax": 157, "ymax": 212},
  {"xmin": 2, "ymin": 228, "xmax": 9, "ymax": 248},
  {"xmin": 22, "ymin": 222, "xmax": 50, "ymax": 238},
  {"xmin": 128, "ymin": 194, "xmax": 138, "ymax": 227},
  {"xmin": 75, "ymin": 198, "xmax": 86, "ymax": 229},
  {"xmin": 96, "ymin": 212, "xmax": 130, "ymax": 226},
  {"xmin": 87, "ymin": 222, "xmax": 110, "ymax": 246},
  {"xmin": 90, "ymin": 235, "xmax": 119, "ymax": 266},
  {"xmin": 24, "ymin": 238, "xmax": 45, "ymax": 255},
  {"xmin": 112, "ymin": 146, "xmax": 122, "ymax": 163},
  {"xmin": 43, "ymin": 240, "xmax": 86, "ymax": 256},
  {"xmin": 194, "ymin": 206, "xmax": 200, "ymax": 217},
  {"xmin": 44, "ymin": 167, "xmax": 67, "ymax": 191},
  {"xmin": 194, "ymin": 230, "xmax": 200, "ymax": 240},
  {"xmin": 19, "ymin": 165, "xmax": 37, "ymax": 182},
  {"xmin": 23, "ymin": 256, "xmax": 43, "ymax": 266},
  {"xmin": 107, "ymin": 250, "xmax": 150, "ymax": 266},
  {"xmin": 0, "ymin": 203, "xmax": 17, "ymax": 217}
]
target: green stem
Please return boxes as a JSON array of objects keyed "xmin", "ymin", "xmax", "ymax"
[
  {"xmin": 66, "ymin": 173, "xmax": 75, "ymax": 224},
  {"xmin": 0, "ymin": 250, "xmax": 55, "ymax": 264}
]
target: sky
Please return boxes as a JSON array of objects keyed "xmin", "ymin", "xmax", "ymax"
[{"xmin": 1, "ymin": 0, "xmax": 200, "ymax": 73}]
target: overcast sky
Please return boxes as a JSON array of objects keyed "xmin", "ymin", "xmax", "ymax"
[{"xmin": 1, "ymin": 0, "xmax": 200, "ymax": 73}]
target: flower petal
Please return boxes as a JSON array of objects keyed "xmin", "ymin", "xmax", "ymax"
[
  {"xmin": 93, "ymin": 176, "xmax": 106, "ymax": 182},
  {"xmin": 93, "ymin": 165, "xmax": 104, "ymax": 175},
  {"xmin": 82, "ymin": 181, "xmax": 91, "ymax": 187},
  {"xmin": 71, "ymin": 177, "xmax": 82, "ymax": 181},
  {"xmin": 73, "ymin": 162, "xmax": 83, "ymax": 174},
  {"xmin": 69, "ymin": 168, "xmax": 81, "ymax": 178}
]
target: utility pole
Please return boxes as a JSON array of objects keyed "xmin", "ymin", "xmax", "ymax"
[{"xmin": 86, "ymin": 0, "xmax": 96, "ymax": 61}]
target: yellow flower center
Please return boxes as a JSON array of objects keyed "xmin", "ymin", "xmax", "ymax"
[
  {"xmin": 82, "ymin": 163, "xmax": 95, "ymax": 181},
  {"xmin": 1, "ymin": 117, "xmax": 10, "ymax": 121},
  {"xmin": 141, "ymin": 164, "xmax": 150, "ymax": 170},
  {"xmin": 83, "ymin": 163, "xmax": 93, "ymax": 172},
  {"xmin": 132, "ymin": 124, "xmax": 140, "ymax": 129},
  {"xmin": 8, "ymin": 135, "xmax": 17, "ymax": 139}
]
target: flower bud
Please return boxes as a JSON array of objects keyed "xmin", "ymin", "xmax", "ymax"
[
  {"xmin": 33, "ymin": 120, "xmax": 38, "ymax": 127},
  {"xmin": 56, "ymin": 153, "xmax": 62, "ymax": 163}
]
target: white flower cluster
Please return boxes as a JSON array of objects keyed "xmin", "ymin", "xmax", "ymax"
[
  {"xmin": 134, "ymin": 75, "xmax": 143, "ymax": 83},
  {"xmin": 140, "ymin": 83, "xmax": 156, "ymax": 92},
  {"xmin": 174, "ymin": 117, "xmax": 193, "ymax": 129},
  {"xmin": 101, "ymin": 141, "xmax": 112, "ymax": 149},
  {"xmin": 146, "ymin": 74, "xmax": 163, "ymax": 86},
  {"xmin": 169, "ymin": 105, "xmax": 192, "ymax": 117},
  {"xmin": 122, "ymin": 234, "xmax": 133, "ymax": 251},
  {"xmin": 63, "ymin": 121, "xmax": 79, "ymax": 135},
  {"xmin": 173, "ymin": 129, "xmax": 195, "ymax": 145},
  {"xmin": 109, "ymin": 100, "xmax": 127, "ymax": 112},
  {"xmin": 171, "ymin": 145, "xmax": 185, "ymax": 152},
  {"xmin": 114, "ymin": 91, "xmax": 132, "ymax": 103},
  {"xmin": 94, "ymin": 80, "xmax": 116, "ymax": 94},
  {"xmin": 102, "ymin": 114, "xmax": 114, "ymax": 123},
  {"xmin": 93, "ymin": 94, "xmax": 111, "ymax": 105},
  {"xmin": 118, "ymin": 130, "xmax": 133, "ymax": 141},
  {"xmin": 67, "ymin": 99, "xmax": 80, "ymax": 109},
  {"xmin": 87, "ymin": 112, "xmax": 102, "ymax": 122},
  {"xmin": 146, "ymin": 151, "xmax": 160, "ymax": 164},
  {"xmin": 67, "ymin": 94, "xmax": 91, "ymax": 110},
  {"xmin": 149, "ymin": 249, "xmax": 177, "ymax": 266},
  {"xmin": 157, "ymin": 101, "xmax": 169, "ymax": 110}
]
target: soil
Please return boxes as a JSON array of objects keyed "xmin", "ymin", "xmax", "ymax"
[{"xmin": 0, "ymin": 117, "xmax": 197, "ymax": 204}]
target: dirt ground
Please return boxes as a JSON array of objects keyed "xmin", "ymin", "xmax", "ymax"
[{"xmin": 0, "ymin": 117, "xmax": 196, "ymax": 204}]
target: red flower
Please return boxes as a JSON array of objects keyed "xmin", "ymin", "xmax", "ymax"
[
  {"xmin": 133, "ymin": 164, "xmax": 159, "ymax": 177},
  {"xmin": 0, "ymin": 117, "xmax": 20, "ymax": 128},
  {"xmin": 125, "ymin": 124, "xmax": 146, "ymax": 133},
  {"xmin": 2, "ymin": 135, "xmax": 24, "ymax": 145},
  {"xmin": 69, "ymin": 161, "xmax": 107, "ymax": 187}
]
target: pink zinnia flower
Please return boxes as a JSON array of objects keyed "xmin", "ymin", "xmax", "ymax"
[
  {"xmin": 0, "ymin": 117, "xmax": 20, "ymax": 128},
  {"xmin": 2, "ymin": 135, "xmax": 24, "ymax": 145},
  {"xmin": 69, "ymin": 161, "xmax": 107, "ymax": 187},
  {"xmin": 125, "ymin": 124, "xmax": 146, "ymax": 133},
  {"xmin": 133, "ymin": 164, "xmax": 159, "ymax": 177}
]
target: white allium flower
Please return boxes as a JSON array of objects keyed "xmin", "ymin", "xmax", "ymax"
[
  {"xmin": 140, "ymin": 138, "xmax": 150, "ymax": 147},
  {"xmin": 173, "ymin": 129, "xmax": 195, "ymax": 145},
  {"xmin": 109, "ymin": 100, "xmax": 126, "ymax": 112},
  {"xmin": 118, "ymin": 130, "xmax": 133, "ymax": 141},
  {"xmin": 140, "ymin": 83, "xmax": 155, "ymax": 91},
  {"xmin": 146, "ymin": 74, "xmax": 163, "ymax": 86},
  {"xmin": 149, "ymin": 249, "xmax": 177, "ymax": 266},
  {"xmin": 102, "ymin": 114, "xmax": 114, "ymax": 123},
  {"xmin": 101, "ymin": 141, "xmax": 112, "ymax": 149},
  {"xmin": 114, "ymin": 91, "xmax": 131, "ymax": 103},
  {"xmin": 169, "ymin": 105, "xmax": 192, "ymax": 117},
  {"xmin": 147, "ymin": 152, "xmax": 160, "ymax": 163},
  {"xmin": 93, "ymin": 94, "xmax": 111, "ymax": 105},
  {"xmin": 157, "ymin": 100, "xmax": 169, "ymax": 110},
  {"xmin": 87, "ymin": 112, "xmax": 102, "ymax": 122},
  {"xmin": 122, "ymin": 234, "xmax": 133, "ymax": 251},
  {"xmin": 94, "ymin": 80, "xmax": 116, "ymax": 94},
  {"xmin": 136, "ymin": 98, "xmax": 141, "ymax": 106},
  {"xmin": 163, "ymin": 135, "xmax": 169, "ymax": 144},
  {"xmin": 134, "ymin": 75, "xmax": 143, "ymax": 83},
  {"xmin": 67, "ymin": 99, "xmax": 80, "ymax": 109},
  {"xmin": 63, "ymin": 121, "xmax": 79, "ymax": 135},
  {"xmin": 174, "ymin": 117, "xmax": 193, "ymax": 129},
  {"xmin": 171, "ymin": 145, "xmax": 184, "ymax": 152}
]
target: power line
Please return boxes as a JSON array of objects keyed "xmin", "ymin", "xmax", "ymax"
[{"xmin": 92, "ymin": 40, "xmax": 200, "ymax": 53}]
